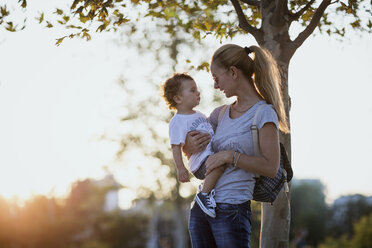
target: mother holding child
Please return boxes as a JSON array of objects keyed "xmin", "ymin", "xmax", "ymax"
[{"xmin": 162, "ymin": 44, "xmax": 289, "ymax": 247}]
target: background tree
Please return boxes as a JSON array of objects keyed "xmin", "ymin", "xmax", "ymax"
[
  {"xmin": 327, "ymin": 194, "xmax": 372, "ymax": 239},
  {"xmin": 348, "ymin": 213, "xmax": 372, "ymax": 248},
  {"xmin": 290, "ymin": 179, "xmax": 329, "ymax": 247}
]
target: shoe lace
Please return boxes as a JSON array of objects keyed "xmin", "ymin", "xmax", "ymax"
[{"xmin": 206, "ymin": 189, "xmax": 216, "ymax": 209}]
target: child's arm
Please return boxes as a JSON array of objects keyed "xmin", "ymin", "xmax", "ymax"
[{"xmin": 171, "ymin": 144, "xmax": 190, "ymax": 183}]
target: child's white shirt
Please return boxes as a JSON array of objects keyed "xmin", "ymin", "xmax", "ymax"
[{"xmin": 169, "ymin": 111, "xmax": 214, "ymax": 173}]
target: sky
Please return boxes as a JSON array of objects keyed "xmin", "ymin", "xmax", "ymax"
[{"xmin": 0, "ymin": 1, "xmax": 371, "ymax": 206}]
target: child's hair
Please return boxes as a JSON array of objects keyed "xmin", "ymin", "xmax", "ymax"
[
  {"xmin": 162, "ymin": 73, "xmax": 194, "ymax": 110},
  {"xmin": 211, "ymin": 44, "xmax": 290, "ymax": 134}
]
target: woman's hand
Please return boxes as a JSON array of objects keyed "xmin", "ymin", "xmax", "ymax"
[
  {"xmin": 205, "ymin": 150, "xmax": 233, "ymax": 176},
  {"xmin": 182, "ymin": 131, "xmax": 211, "ymax": 158}
]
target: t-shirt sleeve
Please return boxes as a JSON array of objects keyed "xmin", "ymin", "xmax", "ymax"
[
  {"xmin": 169, "ymin": 118, "xmax": 187, "ymax": 146},
  {"xmin": 207, "ymin": 105, "xmax": 225, "ymax": 132},
  {"xmin": 257, "ymin": 104, "xmax": 279, "ymax": 130}
]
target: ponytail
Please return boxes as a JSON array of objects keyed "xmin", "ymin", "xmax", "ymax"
[{"xmin": 249, "ymin": 46, "xmax": 289, "ymax": 134}]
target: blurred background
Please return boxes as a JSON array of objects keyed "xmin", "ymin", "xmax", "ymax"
[{"xmin": 0, "ymin": 0, "xmax": 371, "ymax": 247}]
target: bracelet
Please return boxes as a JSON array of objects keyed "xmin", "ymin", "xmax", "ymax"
[
  {"xmin": 233, "ymin": 151, "xmax": 241, "ymax": 167},
  {"xmin": 234, "ymin": 153, "xmax": 241, "ymax": 168},
  {"xmin": 232, "ymin": 151, "xmax": 238, "ymax": 165}
]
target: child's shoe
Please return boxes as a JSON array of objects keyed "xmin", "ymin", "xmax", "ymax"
[{"xmin": 195, "ymin": 189, "xmax": 216, "ymax": 218}]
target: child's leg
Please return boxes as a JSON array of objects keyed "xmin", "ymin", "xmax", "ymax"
[{"xmin": 201, "ymin": 166, "xmax": 225, "ymax": 193}]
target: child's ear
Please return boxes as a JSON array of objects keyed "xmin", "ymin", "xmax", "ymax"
[{"xmin": 173, "ymin": 95, "xmax": 182, "ymax": 104}]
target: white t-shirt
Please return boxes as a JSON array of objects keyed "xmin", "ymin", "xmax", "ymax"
[{"xmin": 169, "ymin": 111, "xmax": 214, "ymax": 173}]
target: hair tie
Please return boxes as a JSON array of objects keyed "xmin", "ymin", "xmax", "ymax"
[{"xmin": 244, "ymin": 46, "xmax": 252, "ymax": 55}]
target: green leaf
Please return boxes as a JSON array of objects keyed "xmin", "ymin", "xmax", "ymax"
[
  {"xmin": 55, "ymin": 8, "xmax": 64, "ymax": 15},
  {"xmin": 63, "ymin": 15, "xmax": 70, "ymax": 23},
  {"xmin": 1, "ymin": 6, "xmax": 9, "ymax": 17},
  {"xmin": 37, "ymin": 12, "xmax": 44, "ymax": 24},
  {"xmin": 71, "ymin": 0, "xmax": 80, "ymax": 10},
  {"xmin": 196, "ymin": 62, "xmax": 210, "ymax": 72},
  {"xmin": 5, "ymin": 22, "xmax": 16, "ymax": 32},
  {"xmin": 18, "ymin": 0, "xmax": 27, "ymax": 8},
  {"xmin": 66, "ymin": 24, "xmax": 82, "ymax": 29},
  {"xmin": 367, "ymin": 20, "xmax": 372, "ymax": 29},
  {"xmin": 205, "ymin": 21, "xmax": 212, "ymax": 31},
  {"xmin": 79, "ymin": 15, "xmax": 90, "ymax": 23},
  {"xmin": 82, "ymin": 30, "xmax": 91, "ymax": 41},
  {"xmin": 46, "ymin": 21, "xmax": 53, "ymax": 28},
  {"xmin": 193, "ymin": 31, "xmax": 201, "ymax": 40},
  {"xmin": 55, "ymin": 37, "xmax": 66, "ymax": 46},
  {"xmin": 350, "ymin": 19, "xmax": 360, "ymax": 28}
]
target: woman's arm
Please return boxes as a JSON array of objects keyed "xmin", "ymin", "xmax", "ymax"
[
  {"xmin": 181, "ymin": 131, "xmax": 211, "ymax": 159},
  {"xmin": 205, "ymin": 123, "xmax": 280, "ymax": 178}
]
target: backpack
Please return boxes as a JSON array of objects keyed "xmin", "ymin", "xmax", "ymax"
[{"xmin": 217, "ymin": 104, "xmax": 293, "ymax": 203}]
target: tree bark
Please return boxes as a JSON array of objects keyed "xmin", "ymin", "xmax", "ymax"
[
  {"xmin": 259, "ymin": 61, "xmax": 292, "ymax": 248},
  {"xmin": 259, "ymin": 2, "xmax": 293, "ymax": 246}
]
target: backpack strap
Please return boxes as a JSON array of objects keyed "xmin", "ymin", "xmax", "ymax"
[
  {"xmin": 251, "ymin": 104, "xmax": 265, "ymax": 156},
  {"xmin": 217, "ymin": 104, "xmax": 228, "ymax": 124}
]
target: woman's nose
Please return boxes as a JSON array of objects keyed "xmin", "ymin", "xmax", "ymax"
[{"xmin": 214, "ymin": 81, "xmax": 219, "ymax": 89}]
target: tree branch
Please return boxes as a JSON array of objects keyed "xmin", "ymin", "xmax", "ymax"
[
  {"xmin": 290, "ymin": 0, "xmax": 316, "ymax": 22},
  {"xmin": 272, "ymin": 0, "xmax": 288, "ymax": 26},
  {"xmin": 230, "ymin": 0, "xmax": 261, "ymax": 39},
  {"xmin": 240, "ymin": 0, "xmax": 261, "ymax": 7},
  {"xmin": 292, "ymin": 0, "xmax": 332, "ymax": 48}
]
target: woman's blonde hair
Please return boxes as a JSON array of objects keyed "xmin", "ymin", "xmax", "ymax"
[{"xmin": 211, "ymin": 44, "xmax": 289, "ymax": 133}]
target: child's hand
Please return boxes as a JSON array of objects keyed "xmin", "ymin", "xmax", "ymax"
[{"xmin": 177, "ymin": 168, "xmax": 190, "ymax": 183}]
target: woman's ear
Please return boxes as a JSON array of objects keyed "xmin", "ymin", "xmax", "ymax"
[{"xmin": 230, "ymin": 66, "xmax": 239, "ymax": 79}]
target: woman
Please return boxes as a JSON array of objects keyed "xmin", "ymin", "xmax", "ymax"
[{"xmin": 184, "ymin": 44, "xmax": 289, "ymax": 247}]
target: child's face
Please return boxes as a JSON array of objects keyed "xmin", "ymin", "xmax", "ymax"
[{"xmin": 177, "ymin": 79, "xmax": 200, "ymax": 109}]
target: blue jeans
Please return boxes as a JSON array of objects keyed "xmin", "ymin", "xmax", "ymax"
[{"xmin": 189, "ymin": 200, "xmax": 252, "ymax": 248}]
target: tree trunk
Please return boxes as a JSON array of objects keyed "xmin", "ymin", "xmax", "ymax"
[
  {"xmin": 254, "ymin": 1, "xmax": 294, "ymax": 246},
  {"xmin": 259, "ymin": 53, "xmax": 292, "ymax": 248},
  {"xmin": 258, "ymin": 11, "xmax": 293, "ymax": 241}
]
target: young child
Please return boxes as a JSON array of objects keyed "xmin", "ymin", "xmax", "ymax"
[{"xmin": 162, "ymin": 73, "xmax": 225, "ymax": 218}]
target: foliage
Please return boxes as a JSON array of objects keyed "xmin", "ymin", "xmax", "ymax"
[
  {"xmin": 290, "ymin": 179, "xmax": 330, "ymax": 247},
  {"xmin": 0, "ymin": 0, "xmax": 27, "ymax": 32},
  {"xmin": 318, "ymin": 235, "xmax": 350, "ymax": 248},
  {"xmin": 328, "ymin": 194, "xmax": 372, "ymax": 238},
  {"xmin": 0, "ymin": 178, "xmax": 149, "ymax": 248},
  {"xmin": 2, "ymin": 1, "xmax": 371, "ymax": 49},
  {"xmin": 36, "ymin": 0, "xmax": 371, "ymax": 45},
  {"xmin": 349, "ymin": 213, "xmax": 372, "ymax": 248},
  {"xmin": 318, "ymin": 212, "xmax": 372, "ymax": 248}
]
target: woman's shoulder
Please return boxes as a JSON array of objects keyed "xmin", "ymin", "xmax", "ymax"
[
  {"xmin": 208, "ymin": 105, "xmax": 229, "ymax": 130},
  {"xmin": 256, "ymin": 101, "xmax": 278, "ymax": 129},
  {"xmin": 258, "ymin": 101, "xmax": 275, "ymax": 113},
  {"xmin": 210, "ymin": 105, "xmax": 228, "ymax": 120}
]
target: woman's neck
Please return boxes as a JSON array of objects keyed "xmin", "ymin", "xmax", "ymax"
[{"xmin": 234, "ymin": 80, "xmax": 262, "ymax": 108}]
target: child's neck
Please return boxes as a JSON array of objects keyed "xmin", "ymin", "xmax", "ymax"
[{"xmin": 176, "ymin": 107, "xmax": 196, "ymax": 115}]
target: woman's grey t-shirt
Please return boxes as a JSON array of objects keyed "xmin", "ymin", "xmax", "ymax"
[{"xmin": 208, "ymin": 100, "xmax": 279, "ymax": 204}]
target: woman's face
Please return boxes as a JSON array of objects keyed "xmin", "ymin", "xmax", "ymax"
[{"xmin": 210, "ymin": 63, "xmax": 235, "ymax": 98}]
